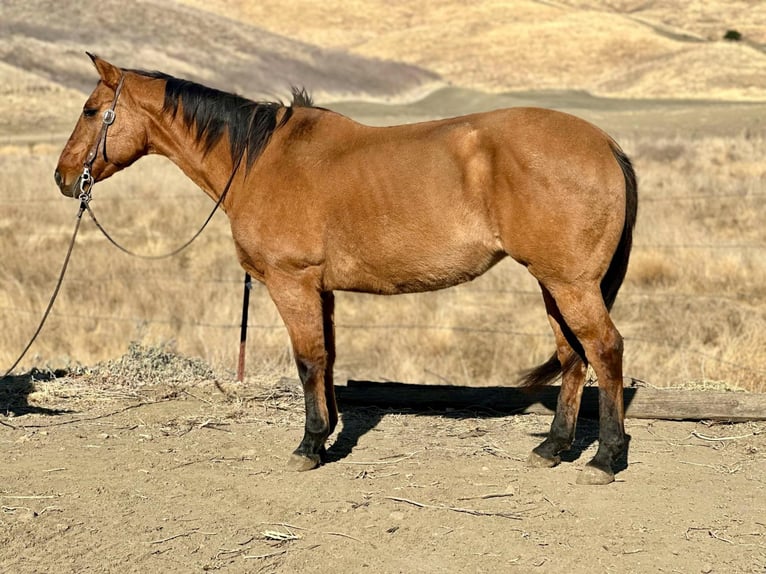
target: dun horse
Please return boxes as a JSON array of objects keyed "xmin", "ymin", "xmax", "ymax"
[{"xmin": 56, "ymin": 55, "xmax": 637, "ymax": 485}]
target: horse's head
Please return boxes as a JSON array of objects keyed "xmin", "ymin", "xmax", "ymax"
[{"xmin": 55, "ymin": 54, "xmax": 150, "ymax": 198}]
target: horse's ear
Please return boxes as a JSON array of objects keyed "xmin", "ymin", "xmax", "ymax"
[{"xmin": 87, "ymin": 52, "xmax": 122, "ymax": 89}]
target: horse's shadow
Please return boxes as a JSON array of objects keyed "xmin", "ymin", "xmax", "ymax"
[
  {"xmin": 327, "ymin": 380, "xmax": 632, "ymax": 474},
  {"xmin": 0, "ymin": 370, "xmax": 73, "ymax": 420}
]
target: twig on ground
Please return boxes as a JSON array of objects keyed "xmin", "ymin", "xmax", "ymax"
[
  {"xmin": 679, "ymin": 460, "xmax": 742, "ymax": 474},
  {"xmin": 1, "ymin": 494, "xmax": 58, "ymax": 500},
  {"xmin": 457, "ymin": 493, "xmax": 515, "ymax": 501},
  {"xmin": 215, "ymin": 547, "xmax": 251, "ymax": 560},
  {"xmin": 150, "ymin": 528, "xmax": 216, "ymax": 544},
  {"xmin": 197, "ymin": 419, "xmax": 232, "ymax": 432},
  {"xmin": 685, "ymin": 527, "xmax": 734, "ymax": 544},
  {"xmin": 182, "ymin": 389, "xmax": 213, "ymax": 405},
  {"xmin": 692, "ymin": 430, "xmax": 756, "ymax": 442},
  {"xmin": 385, "ymin": 495, "xmax": 525, "ymax": 520},
  {"xmin": 2, "ymin": 506, "xmax": 33, "ymax": 513},
  {"xmin": 244, "ymin": 543, "xmax": 321, "ymax": 562},
  {"xmin": 323, "ymin": 531, "xmax": 374, "ymax": 547},
  {"xmin": 257, "ymin": 522, "xmax": 307, "ymax": 531},
  {"xmin": 709, "ymin": 530, "xmax": 734, "ymax": 544},
  {"xmin": 262, "ymin": 528, "xmax": 301, "ymax": 542},
  {"xmin": 644, "ymin": 426, "xmax": 696, "ymax": 447},
  {"xmin": 337, "ymin": 451, "xmax": 419, "ymax": 466},
  {"xmin": 243, "ymin": 549, "xmax": 288, "ymax": 560}
]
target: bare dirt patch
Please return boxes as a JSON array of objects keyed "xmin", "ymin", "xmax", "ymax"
[{"xmin": 1, "ymin": 355, "xmax": 764, "ymax": 573}]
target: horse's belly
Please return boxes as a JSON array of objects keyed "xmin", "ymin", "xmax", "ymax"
[{"xmin": 324, "ymin": 234, "xmax": 505, "ymax": 294}]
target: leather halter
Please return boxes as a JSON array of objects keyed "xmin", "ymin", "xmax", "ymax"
[{"xmin": 79, "ymin": 74, "xmax": 126, "ymax": 200}]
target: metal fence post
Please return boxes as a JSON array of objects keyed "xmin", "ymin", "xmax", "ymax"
[{"xmin": 237, "ymin": 273, "xmax": 252, "ymax": 382}]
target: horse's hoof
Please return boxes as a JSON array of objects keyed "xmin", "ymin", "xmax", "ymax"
[
  {"xmin": 287, "ymin": 453, "xmax": 320, "ymax": 472},
  {"xmin": 576, "ymin": 464, "xmax": 615, "ymax": 485},
  {"xmin": 526, "ymin": 450, "xmax": 560, "ymax": 468}
]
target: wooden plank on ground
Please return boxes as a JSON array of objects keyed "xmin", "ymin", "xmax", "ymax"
[{"xmin": 334, "ymin": 380, "xmax": 766, "ymax": 422}]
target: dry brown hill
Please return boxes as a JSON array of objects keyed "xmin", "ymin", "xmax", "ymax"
[
  {"xmin": 0, "ymin": 0, "xmax": 440, "ymax": 137},
  {"xmin": 2, "ymin": 0, "xmax": 765, "ymax": 141},
  {"xmin": 182, "ymin": 0, "xmax": 766, "ymax": 101}
]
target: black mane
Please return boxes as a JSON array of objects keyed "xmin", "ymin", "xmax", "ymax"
[{"xmin": 135, "ymin": 70, "xmax": 313, "ymax": 170}]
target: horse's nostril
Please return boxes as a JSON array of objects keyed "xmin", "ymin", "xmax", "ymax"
[{"xmin": 54, "ymin": 170, "xmax": 62, "ymax": 187}]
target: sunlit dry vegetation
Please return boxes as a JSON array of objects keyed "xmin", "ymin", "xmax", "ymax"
[
  {"xmin": 2, "ymin": 0, "xmax": 765, "ymax": 395},
  {"xmin": 1, "ymin": 125, "xmax": 764, "ymax": 392}
]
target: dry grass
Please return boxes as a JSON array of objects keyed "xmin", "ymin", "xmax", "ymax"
[
  {"xmin": 0, "ymin": 124, "xmax": 764, "ymax": 393},
  {"xmin": 1, "ymin": 1, "xmax": 764, "ymax": 393}
]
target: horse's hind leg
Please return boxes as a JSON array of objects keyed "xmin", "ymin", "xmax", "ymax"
[
  {"xmin": 546, "ymin": 283, "xmax": 627, "ymax": 485},
  {"xmin": 266, "ymin": 269, "xmax": 336, "ymax": 471},
  {"xmin": 527, "ymin": 286, "xmax": 588, "ymax": 468},
  {"xmin": 322, "ymin": 291, "xmax": 338, "ymax": 436}
]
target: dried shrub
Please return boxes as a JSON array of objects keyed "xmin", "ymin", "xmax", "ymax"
[{"xmin": 85, "ymin": 341, "xmax": 221, "ymax": 388}]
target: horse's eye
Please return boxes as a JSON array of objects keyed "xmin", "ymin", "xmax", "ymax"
[{"xmin": 83, "ymin": 108, "xmax": 98, "ymax": 118}]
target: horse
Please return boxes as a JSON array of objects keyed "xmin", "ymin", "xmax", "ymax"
[{"xmin": 55, "ymin": 54, "xmax": 637, "ymax": 485}]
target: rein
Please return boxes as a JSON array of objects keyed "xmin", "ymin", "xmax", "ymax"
[
  {"xmin": 81, "ymin": 73, "xmax": 249, "ymax": 259},
  {"xmin": 84, "ymin": 156, "xmax": 242, "ymax": 259}
]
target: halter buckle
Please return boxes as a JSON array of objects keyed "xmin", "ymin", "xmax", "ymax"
[{"xmin": 102, "ymin": 109, "xmax": 116, "ymax": 125}]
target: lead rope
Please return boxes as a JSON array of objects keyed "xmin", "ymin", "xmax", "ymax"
[
  {"xmin": 0, "ymin": 151, "xmax": 244, "ymax": 379},
  {"xmin": 1, "ymin": 199, "xmax": 89, "ymax": 380},
  {"xmin": 2, "ymin": 86, "xmax": 255, "ymax": 379}
]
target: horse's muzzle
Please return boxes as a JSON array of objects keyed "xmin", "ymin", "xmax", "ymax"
[{"xmin": 54, "ymin": 170, "xmax": 80, "ymax": 198}]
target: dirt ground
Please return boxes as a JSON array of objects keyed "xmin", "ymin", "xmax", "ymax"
[{"xmin": 1, "ymin": 372, "xmax": 764, "ymax": 574}]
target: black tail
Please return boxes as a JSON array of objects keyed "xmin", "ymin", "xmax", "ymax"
[{"xmin": 521, "ymin": 141, "xmax": 638, "ymax": 387}]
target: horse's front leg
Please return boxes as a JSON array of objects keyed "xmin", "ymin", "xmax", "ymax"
[{"xmin": 266, "ymin": 269, "xmax": 336, "ymax": 471}]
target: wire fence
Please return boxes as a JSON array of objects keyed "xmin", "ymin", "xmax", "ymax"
[
  {"xmin": 2, "ymin": 180, "xmax": 764, "ymax": 380},
  {"xmin": 2, "ymin": 296, "xmax": 764, "ymax": 379},
  {"xmin": 6, "ymin": 272, "xmax": 763, "ymax": 306}
]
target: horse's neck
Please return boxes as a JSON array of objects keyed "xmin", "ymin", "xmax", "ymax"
[{"xmin": 148, "ymin": 117, "xmax": 235, "ymax": 204}]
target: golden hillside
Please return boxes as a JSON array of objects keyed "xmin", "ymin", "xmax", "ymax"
[
  {"xmin": 182, "ymin": 0, "xmax": 766, "ymax": 100},
  {"xmin": 0, "ymin": 0, "xmax": 438, "ymax": 138},
  {"xmin": 1, "ymin": 0, "xmax": 764, "ymax": 142}
]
